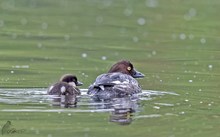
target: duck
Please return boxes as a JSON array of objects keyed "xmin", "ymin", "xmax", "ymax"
[
  {"xmin": 87, "ymin": 60, "xmax": 144, "ymax": 101},
  {"xmin": 48, "ymin": 74, "xmax": 83, "ymax": 107}
]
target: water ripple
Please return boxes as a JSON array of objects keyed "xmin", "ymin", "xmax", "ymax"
[
  {"xmin": 0, "ymin": 88, "xmax": 178, "ymax": 105},
  {"xmin": 1, "ymin": 108, "xmax": 114, "ymax": 113},
  {"xmin": 0, "ymin": 88, "xmax": 179, "ymax": 125}
]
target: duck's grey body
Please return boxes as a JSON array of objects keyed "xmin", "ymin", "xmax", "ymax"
[{"xmin": 88, "ymin": 72, "xmax": 141, "ymax": 101}]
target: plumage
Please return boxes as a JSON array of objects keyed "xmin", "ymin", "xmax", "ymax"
[
  {"xmin": 88, "ymin": 60, "xmax": 144, "ymax": 101},
  {"xmin": 48, "ymin": 74, "xmax": 82, "ymax": 107}
]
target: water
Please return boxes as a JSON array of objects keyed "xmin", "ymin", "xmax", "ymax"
[
  {"xmin": 0, "ymin": 89, "xmax": 177, "ymax": 110},
  {"xmin": 0, "ymin": 0, "xmax": 219, "ymax": 137},
  {"xmin": 0, "ymin": 88, "xmax": 178, "ymax": 125}
]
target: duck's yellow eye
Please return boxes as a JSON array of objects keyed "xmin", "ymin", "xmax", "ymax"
[{"xmin": 127, "ymin": 67, "xmax": 131, "ymax": 71}]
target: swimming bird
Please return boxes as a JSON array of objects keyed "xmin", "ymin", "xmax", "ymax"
[
  {"xmin": 87, "ymin": 60, "xmax": 144, "ymax": 101},
  {"xmin": 48, "ymin": 74, "xmax": 83, "ymax": 107}
]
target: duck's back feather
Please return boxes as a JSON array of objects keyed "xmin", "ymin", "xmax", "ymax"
[{"xmin": 88, "ymin": 72, "xmax": 141, "ymax": 101}]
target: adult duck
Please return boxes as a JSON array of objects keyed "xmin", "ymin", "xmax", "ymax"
[{"xmin": 87, "ymin": 60, "xmax": 144, "ymax": 101}]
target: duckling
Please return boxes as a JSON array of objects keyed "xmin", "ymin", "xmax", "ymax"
[{"xmin": 48, "ymin": 74, "xmax": 83, "ymax": 107}]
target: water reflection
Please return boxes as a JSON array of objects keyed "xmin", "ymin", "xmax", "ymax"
[
  {"xmin": 0, "ymin": 88, "xmax": 178, "ymax": 124},
  {"xmin": 0, "ymin": 88, "xmax": 48, "ymax": 104},
  {"xmin": 110, "ymin": 107, "xmax": 133, "ymax": 125},
  {"xmin": 86, "ymin": 96, "xmax": 139, "ymax": 125},
  {"xmin": 109, "ymin": 97, "xmax": 139, "ymax": 125},
  {"xmin": 50, "ymin": 95, "xmax": 78, "ymax": 108}
]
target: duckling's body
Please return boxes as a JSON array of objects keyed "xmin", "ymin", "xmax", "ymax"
[
  {"xmin": 48, "ymin": 74, "xmax": 82, "ymax": 107},
  {"xmin": 48, "ymin": 82, "xmax": 80, "ymax": 95}
]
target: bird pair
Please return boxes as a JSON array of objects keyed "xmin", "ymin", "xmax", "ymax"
[{"xmin": 48, "ymin": 60, "xmax": 144, "ymax": 106}]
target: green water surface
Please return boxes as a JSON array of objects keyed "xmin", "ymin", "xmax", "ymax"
[{"xmin": 0, "ymin": 0, "xmax": 220, "ymax": 137}]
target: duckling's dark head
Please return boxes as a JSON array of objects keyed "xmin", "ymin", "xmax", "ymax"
[
  {"xmin": 108, "ymin": 60, "xmax": 145, "ymax": 78},
  {"xmin": 60, "ymin": 74, "xmax": 83, "ymax": 86}
]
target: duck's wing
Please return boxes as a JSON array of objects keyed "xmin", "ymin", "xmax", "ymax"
[
  {"xmin": 90, "ymin": 72, "xmax": 140, "ymax": 90},
  {"xmin": 92, "ymin": 73, "xmax": 129, "ymax": 86}
]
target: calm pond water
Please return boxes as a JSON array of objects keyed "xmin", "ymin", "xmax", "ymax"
[{"xmin": 0, "ymin": 0, "xmax": 220, "ymax": 137}]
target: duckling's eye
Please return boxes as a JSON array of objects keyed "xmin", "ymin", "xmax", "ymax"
[{"xmin": 127, "ymin": 67, "xmax": 131, "ymax": 71}]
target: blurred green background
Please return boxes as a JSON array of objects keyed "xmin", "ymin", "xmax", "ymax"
[
  {"xmin": 1, "ymin": 0, "xmax": 218, "ymax": 89},
  {"xmin": 0, "ymin": 0, "xmax": 220, "ymax": 137}
]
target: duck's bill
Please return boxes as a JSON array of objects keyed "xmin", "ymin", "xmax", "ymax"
[
  {"xmin": 132, "ymin": 69, "xmax": 145, "ymax": 78},
  {"xmin": 76, "ymin": 81, "xmax": 83, "ymax": 86}
]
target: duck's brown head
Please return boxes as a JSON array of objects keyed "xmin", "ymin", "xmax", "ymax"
[{"xmin": 108, "ymin": 60, "xmax": 145, "ymax": 78}]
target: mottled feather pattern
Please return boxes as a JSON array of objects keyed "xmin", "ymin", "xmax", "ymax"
[{"xmin": 88, "ymin": 60, "xmax": 144, "ymax": 101}]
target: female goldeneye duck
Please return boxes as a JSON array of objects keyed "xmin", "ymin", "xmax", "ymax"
[
  {"xmin": 48, "ymin": 74, "xmax": 83, "ymax": 107},
  {"xmin": 87, "ymin": 60, "xmax": 144, "ymax": 101}
]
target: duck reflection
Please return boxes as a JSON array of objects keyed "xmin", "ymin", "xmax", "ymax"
[
  {"xmin": 110, "ymin": 107, "xmax": 133, "ymax": 125},
  {"xmin": 50, "ymin": 95, "xmax": 79, "ymax": 108},
  {"xmin": 109, "ymin": 97, "xmax": 139, "ymax": 125},
  {"xmin": 87, "ymin": 95, "xmax": 139, "ymax": 125}
]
